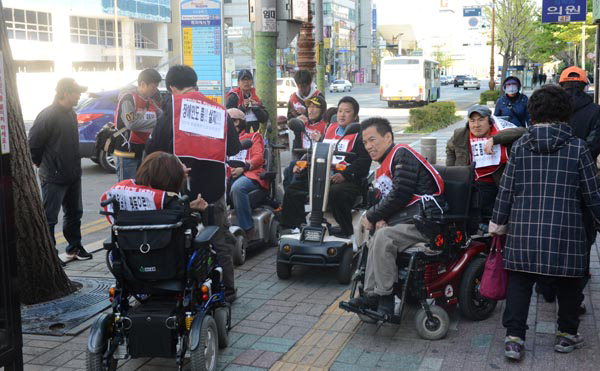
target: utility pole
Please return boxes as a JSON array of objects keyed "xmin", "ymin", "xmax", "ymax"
[
  {"xmin": 582, "ymin": 23, "xmax": 586, "ymax": 69},
  {"xmin": 489, "ymin": 0, "xmax": 495, "ymax": 90},
  {"xmin": 315, "ymin": 0, "xmax": 325, "ymax": 93},
  {"xmin": 254, "ymin": 0, "xmax": 277, "ymax": 142},
  {"xmin": 114, "ymin": 0, "xmax": 120, "ymax": 71}
]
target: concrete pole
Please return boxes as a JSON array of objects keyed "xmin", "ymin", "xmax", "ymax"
[
  {"xmin": 489, "ymin": 0, "xmax": 496, "ymax": 90},
  {"xmin": 114, "ymin": 0, "xmax": 120, "ymax": 71},
  {"xmin": 420, "ymin": 137, "xmax": 437, "ymax": 164},
  {"xmin": 582, "ymin": 23, "xmax": 586, "ymax": 69},
  {"xmin": 315, "ymin": 0, "xmax": 325, "ymax": 94},
  {"xmin": 254, "ymin": 0, "xmax": 277, "ymax": 143}
]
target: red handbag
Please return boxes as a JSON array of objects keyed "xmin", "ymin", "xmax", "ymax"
[{"xmin": 480, "ymin": 235, "xmax": 507, "ymax": 300}]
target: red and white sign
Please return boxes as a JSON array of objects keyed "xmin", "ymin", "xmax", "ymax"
[{"xmin": 0, "ymin": 52, "xmax": 9, "ymax": 154}]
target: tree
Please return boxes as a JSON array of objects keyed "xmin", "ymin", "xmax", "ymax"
[
  {"xmin": 432, "ymin": 46, "xmax": 453, "ymax": 74},
  {"xmin": 487, "ymin": 0, "xmax": 537, "ymax": 83},
  {"xmin": 0, "ymin": 1, "xmax": 75, "ymax": 304}
]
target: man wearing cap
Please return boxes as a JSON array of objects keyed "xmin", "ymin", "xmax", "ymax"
[
  {"xmin": 494, "ymin": 76, "xmax": 530, "ymax": 127},
  {"xmin": 226, "ymin": 70, "xmax": 269, "ymax": 132},
  {"xmin": 287, "ymin": 70, "xmax": 323, "ymax": 120},
  {"xmin": 446, "ymin": 105, "xmax": 525, "ymax": 224},
  {"xmin": 113, "ymin": 68, "xmax": 163, "ymax": 181},
  {"xmin": 29, "ymin": 78, "xmax": 92, "ymax": 261}
]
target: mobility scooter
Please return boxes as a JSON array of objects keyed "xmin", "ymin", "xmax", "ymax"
[
  {"xmin": 340, "ymin": 165, "xmax": 497, "ymax": 340},
  {"xmin": 87, "ymin": 196, "xmax": 230, "ymax": 371},
  {"xmin": 276, "ymin": 121, "xmax": 366, "ymax": 284}
]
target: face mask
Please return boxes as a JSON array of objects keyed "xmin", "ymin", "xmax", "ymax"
[{"xmin": 504, "ymin": 85, "xmax": 519, "ymax": 95}]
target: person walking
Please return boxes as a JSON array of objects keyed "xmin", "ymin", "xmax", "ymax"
[
  {"xmin": 489, "ymin": 85, "xmax": 600, "ymax": 361},
  {"xmin": 28, "ymin": 78, "xmax": 92, "ymax": 261},
  {"xmin": 494, "ymin": 76, "xmax": 530, "ymax": 127}
]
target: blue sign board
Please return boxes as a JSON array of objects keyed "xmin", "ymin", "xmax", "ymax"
[
  {"xmin": 180, "ymin": 0, "xmax": 224, "ymax": 104},
  {"xmin": 463, "ymin": 7, "xmax": 482, "ymax": 17},
  {"xmin": 372, "ymin": 6, "xmax": 377, "ymax": 32},
  {"xmin": 541, "ymin": 0, "xmax": 587, "ymax": 23}
]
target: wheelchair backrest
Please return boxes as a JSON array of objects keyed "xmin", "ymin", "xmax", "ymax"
[{"xmin": 433, "ymin": 164, "xmax": 474, "ymax": 218}]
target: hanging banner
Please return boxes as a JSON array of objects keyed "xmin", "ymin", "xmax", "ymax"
[
  {"xmin": 0, "ymin": 52, "xmax": 9, "ymax": 154},
  {"xmin": 180, "ymin": 0, "xmax": 225, "ymax": 104}
]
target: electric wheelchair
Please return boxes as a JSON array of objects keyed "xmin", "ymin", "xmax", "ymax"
[
  {"xmin": 340, "ymin": 164, "xmax": 497, "ymax": 340},
  {"xmin": 86, "ymin": 196, "xmax": 230, "ymax": 371}
]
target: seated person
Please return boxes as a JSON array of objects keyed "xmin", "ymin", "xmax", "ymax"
[
  {"xmin": 286, "ymin": 70, "xmax": 323, "ymax": 121},
  {"xmin": 446, "ymin": 105, "xmax": 525, "ymax": 224},
  {"xmin": 284, "ymin": 95, "xmax": 329, "ymax": 188},
  {"xmin": 226, "ymin": 69, "xmax": 269, "ymax": 132},
  {"xmin": 349, "ymin": 117, "xmax": 447, "ymax": 316},
  {"xmin": 102, "ymin": 151, "xmax": 207, "ymax": 217},
  {"xmin": 280, "ymin": 96, "xmax": 371, "ymax": 238},
  {"xmin": 227, "ymin": 108, "xmax": 268, "ymax": 241}
]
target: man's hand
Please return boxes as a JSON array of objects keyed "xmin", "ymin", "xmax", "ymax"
[
  {"xmin": 292, "ymin": 165, "xmax": 303, "ymax": 174},
  {"xmin": 375, "ymin": 220, "xmax": 387, "ymax": 230},
  {"xmin": 361, "ymin": 215, "xmax": 374, "ymax": 231},
  {"xmin": 297, "ymin": 114, "xmax": 308, "ymax": 124},
  {"xmin": 331, "ymin": 173, "xmax": 345, "ymax": 184},
  {"xmin": 231, "ymin": 167, "xmax": 244, "ymax": 178},
  {"xmin": 484, "ymin": 138, "xmax": 495, "ymax": 155},
  {"xmin": 190, "ymin": 194, "xmax": 208, "ymax": 211},
  {"xmin": 309, "ymin": 131, "xmax": 321, "ymax": 141}
]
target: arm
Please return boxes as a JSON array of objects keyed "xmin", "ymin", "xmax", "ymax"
[
  {"xmin": 445, "ymin": 132, "xmax": 457, "ymax": 166},
  {"xmin": 251, "ymin": 105, "xmax": 269, "ymax": 123},
  {"xmin": 578, "ymin": 145, "xmax": 600, "ymax": 223},
  {"xmin": 490, "ymin": 144, "xmax": 518, "ymax": 227},
  {"xmin": 226, "ymin": 117, "xmax": 242, "ymax": 156},
  {"xmin": 493, "ymin": 100, "xmax": 502, "ymax": 116},
  {"xmin": 120, "ymin": 95, "xmax": 159, "ymax": 132},
  {"xmin": 366, "ymin": 149, "xmax": 417, "ymax": 223},
  {"xmin": 492, "ymin": 127, "xmax": 527, "ymax": 145},
  {"xmin": 28, "ymin": 110, "xmax": 51, "ymax": 166},
  {"xmin": 226, "ymin": 93, "xmax": 239, "ymax": 109},
  {"xmin": 340, "ymin": 134, "xmax": 371, "ymax": 182},
  {"xmin": 245, "ymin": 134, "xmax": 265, "ymax": 170}
]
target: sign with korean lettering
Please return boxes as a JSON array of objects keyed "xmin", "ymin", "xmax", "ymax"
[
  {"xmin": 180, "ymin": 0, "xmax": 225, "ymax": 104},
  {"xmin": 542, "ymin": 0, "xmax": 586, "ymax": 23},
  {"xmin": 0, "ymin": 52, "xmax": 9, "ymax": 154},
  {"xmin": 179, "ymin": 98, "xmax": 225, "ymax": 139}
]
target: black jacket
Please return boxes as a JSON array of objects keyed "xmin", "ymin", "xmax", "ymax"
[
  {"xmin": 145, "ymin": 102, "xmax": 241, "ymax": 203},
  {"xmin": 339, "ymin": 132, "xmax": 371, "ymax": 185},
  {"xmin": 566, "ymin": 88, "xmax": 600, "ymax": 159},
  {"xmin": 28, "ymin": 103, "xmax": 82, "ymax": 184},
  {"xmin": 225, "ymin": 93, "xmax": 269, "ymax": 132},
  {"xmin": 366, "ymin": 145, "xmax": 446, "ymax": 223}
]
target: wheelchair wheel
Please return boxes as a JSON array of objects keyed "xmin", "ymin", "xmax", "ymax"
[
  {"xmin": 232, "ymin": 233, "xmax": 247, "ymax": 266},
  {"xmin": 190, "ymin": 315, "xmax": 218, "ymax": 371},
  {"xmin": 215, "ymin": 307, "xmax": 229, "ymax": 349},
  {"xmin": 268, "ymin": 219, "xmax": 280, "ymax": 246},
  {"xmin": 459, "ymin": 256, "xmax": 497, "ymax": 321},
  {"xmin": 86, "ymin": 351, "xmax": 117, "ymax": 371},
  {"xmin": 337, "ymin": 248, "xmax": 354, "ymax": 285},
  {"xmin": 276, "ymin": 261, "xmax": 292, "ymax": 279},
  {"xmin": 414, "ymin": 305, "xmax": 449, "ymax": 340}
]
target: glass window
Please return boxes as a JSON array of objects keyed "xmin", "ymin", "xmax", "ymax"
[
  {"xmin": 384, "ymin": 59, "xmax": 419, "ymax": 65},
  {"xmin": 4, "ymin": 8, "xmax": 52, "ymax": 42},
  {"xmin": 26, "ymin": 10, "xmax": 36, "ymax": 24},
  {"xmin": 13, "ymin": 9, "xmax": 24, "ymax": 23},
  {"xmin": 70, "ymin": 16, "xmax": 121, "ymax": 46}
]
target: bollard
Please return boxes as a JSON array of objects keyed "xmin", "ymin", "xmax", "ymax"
[{"xmin": 421, "ymin": 137, "xmax": 437, "ymax": 164}]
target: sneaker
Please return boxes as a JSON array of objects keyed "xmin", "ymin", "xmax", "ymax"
[
  {"xmin": 554, "ymin": 332, "xmax": 584, "ymax": 353},
  {"xmin": 504, "ymin": 336, "xmax": 525, "ymax": 360},
  {"xmin": 348, "ymin": 295, "xmax": 378, "ymax": 311},
  {"xmin": 377, "ymin": 294, "xmax": 395, "ymax": 317},
  {"xmin": 73, "ymin": 247, "xmax": 93, "ymax": 261}
]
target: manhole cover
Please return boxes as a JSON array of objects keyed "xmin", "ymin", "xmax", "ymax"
[{"xmin": 21, "ymin": 276, "xmax": 113, "ymax": 336}]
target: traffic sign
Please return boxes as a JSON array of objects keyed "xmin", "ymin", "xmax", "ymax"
[{"xmin": 542, "ymin": 0, "xmax": 586, "ymax": 23}]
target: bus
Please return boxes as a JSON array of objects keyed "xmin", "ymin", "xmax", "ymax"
[{"xmin": 379, "ymin": 56, "xmax": 441, "ymax": 107}]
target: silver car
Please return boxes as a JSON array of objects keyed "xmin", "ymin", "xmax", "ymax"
[
  {"xmin": 329, "ymin": 79, "xmax": 352, "ymax": 93},
  {"xmin": 463, "ymin": 77, "xmax": 481, "ymax": 90}
]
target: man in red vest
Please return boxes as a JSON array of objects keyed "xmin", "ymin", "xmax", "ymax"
[
  {"xmin": 349, "ymin": 117, "xmax": 447, "ymax": 316},
  {"xmin": 286, "ymin": 69, "xmax": 323, "ymax": 120},
  {"xmin": 226, "ymin": 69, "xmax": 269, "ymax": 132},
  {"xmin": 113, "ymin": 69, "xmax": 163, "ymax": 181}
]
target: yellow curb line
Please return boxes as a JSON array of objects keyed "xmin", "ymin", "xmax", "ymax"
[
  {"xmin": 55, "ymin": 217, "xmax": 110, "ymax": 245},
  {"xmin": 270, "ymin": 290, "xmax": 360, "ymax": 371}
]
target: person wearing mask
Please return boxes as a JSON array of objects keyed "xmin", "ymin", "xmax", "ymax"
[
  {"xmin": 226, "ymin": 69, "xmax": 269, "ymax": 132},
  {"xmin": 348, "ymin": 117, "xmax": 447, "ymax": 315},
  {"xmin": 286, "ymin": 70, "xmax": 323, "ymax": 120},
  {"xmin": 29, "ymin": 78, "xmax": 92, "ymax": 261},
  {"xmin": 446, "ymin": 105, "xmax": 525, "ymax": 225},
  {"xmin": 113, "ymin": 68, "xmax": 163, "ymax": 181},
  {"xmin": 146, "ymin": 65, "xmax": 241, "ymax": 302},
  {"xmin": 280, "ymin": 96, "xmax": 371, "ymax": 237},
  {"xmin": 494, "ymin": 76, "xmax": 530, "ymax": 127},
  {"xmin": 490, "ymin": 85, "xmax": 600, "ymax": 360},
  {"xmin": 227, "ymin": 108, "xmax": 268, "ymax": 241}
]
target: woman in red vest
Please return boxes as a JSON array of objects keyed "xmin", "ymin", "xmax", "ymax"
[{"xmin": 226, "ymin": 69, "xmax": 269, "ymax": 132}]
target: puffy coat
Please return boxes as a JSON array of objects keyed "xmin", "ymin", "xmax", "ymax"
[
  {"xmin": 565, "ymin": 88, "xmax": 600, "ymax": 159},
  {"xmin": 494, "ymin": 93, "xmax": 530, "ymax": 128},
  {"xmin": 491, "ymin": 124, "xmax": 600, "ymax": 277}
]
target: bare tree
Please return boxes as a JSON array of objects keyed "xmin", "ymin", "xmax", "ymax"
[{"xmin": 0, "ymin": 0, "xmax": 75, "ymax": 304}]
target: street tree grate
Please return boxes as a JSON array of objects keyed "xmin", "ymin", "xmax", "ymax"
[{"xmin": 21, "ymin": 276, "xmax": 113, "ymax": 336}]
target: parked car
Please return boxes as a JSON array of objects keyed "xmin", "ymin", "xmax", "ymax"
[
  {"xmin": 463, "ymin": 77, "xmax": 481, "ymax": 90},
  {"xmin": 453, "ymin": 75, "xmax": 467, "ymax": 87},
  {"xmin": 277, "ymin": 77, "xmax": 297, "ymax": 107},
  {"xmin": 440, "ymin": 76, "xmax": 451, "ymax": 85},
  {"xmin": 76, "ymin": 88, "xmax": 169, "ymax": 173},
  {"xmin": 329, "ymin": 79, "xmax": 352, "ymax": 93}
]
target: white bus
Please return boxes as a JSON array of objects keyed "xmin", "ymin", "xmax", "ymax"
[{"xmin": 379, "ymin": 57, "xmax": 441, "ymax": 107}]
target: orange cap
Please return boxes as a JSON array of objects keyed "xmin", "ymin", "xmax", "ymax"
[{"xmin": 559, "ymin": 66, "xmax": 589, "ymax": 84}]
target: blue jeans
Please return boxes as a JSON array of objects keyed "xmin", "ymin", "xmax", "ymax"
[
  {"xmin": 41, "ymin": 179, "xmax": 83, "ymax": 254},
  {"xmin": 230, "ymin": 175, "xmax": 260, "ymax": 231},
  {"xmin": 116, "ymin": 156, "xmax": 140, "ymax": 181}
]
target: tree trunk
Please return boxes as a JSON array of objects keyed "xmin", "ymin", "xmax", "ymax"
[
  {"xmin": 500, "ymin": 53, "xmax": 511, "ymax": 91},
  {"xmin": 0, "ymin": 0, "xmax": 74, "ymax": 304}
]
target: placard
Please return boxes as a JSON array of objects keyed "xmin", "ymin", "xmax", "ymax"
[{"xmin": 179, "ymin": 98, "xmax": 225, "ymax": 139}]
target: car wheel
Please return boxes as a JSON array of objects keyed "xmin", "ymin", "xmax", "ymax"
[{"xmin": 99, "ymin": 149, "xmax": 116, "ymax": 173}]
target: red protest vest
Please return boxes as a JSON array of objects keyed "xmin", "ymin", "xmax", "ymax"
[
  {"xmin": 114, "ymin": 91, "xmax": 160, "ymax": 145},
  {"xmin": 172, "ymin": 91, "xmax": 227, "ymax": 163},
  {"xmin": 323, "ymin": 122, "xmax": 358, "ymax": 165},
  {"xmin": 289, "ymin": 89, "xmax": 322, "ymax": 114},
  {"xmin": 374, "ymin": 144, "xmax": 444, "ymax": 206},
  {"xmin": 228, "ymin": 131, "xmax": 269, "ymax": 189},
  {"xmin": 100, "ymin": 179, "xmax": 168, "ymax": 223},
  {"xmin": 469, "ymin": 122, "xmax": 509, "ymax": 182},
  {"xmin": 227, "ymin": 87, "xmax": 263, "ymax": 108},
  {"xmin": 300, "ymin": 119, "xmax": 328, "ymax": 149}
]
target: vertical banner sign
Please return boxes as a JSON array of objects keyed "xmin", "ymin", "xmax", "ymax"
[
  {"xmin": 0, "ymin": 52, "xmax": 9, "ymax": 154},
  {"xmin": 180, "ymin": 0, "xmax": 225, "ymax": 104},
  {"xmin": 542, "ymin": 0, "xmax": 587, "ymax": 23}
]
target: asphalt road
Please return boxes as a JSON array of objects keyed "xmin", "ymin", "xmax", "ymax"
[{"xmin": 51, "ymin": 83, "xmax": 483, "ymax": 255}]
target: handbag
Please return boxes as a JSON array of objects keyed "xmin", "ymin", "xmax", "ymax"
[{"xmin": 479, "ymin": 235, "xmax": 507, "ymax": 300}]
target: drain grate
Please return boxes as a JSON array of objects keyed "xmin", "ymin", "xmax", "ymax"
[{"xmin": 21, "ymin": 276, "xmax": 113, "ymax": 336}]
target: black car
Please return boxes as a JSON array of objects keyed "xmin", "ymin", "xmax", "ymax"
[{"xmin": 453, "ymin": 75, "xmax": 467, "ymax": 87}]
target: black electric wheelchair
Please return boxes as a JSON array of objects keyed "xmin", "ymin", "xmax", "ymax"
[
  {"xmin": 86, "ymin": 196, "xmax": 230, "ymax": 371},
  {"xmin": 340, "ymin": 164, "xmax": 497, "ymax": 340}
]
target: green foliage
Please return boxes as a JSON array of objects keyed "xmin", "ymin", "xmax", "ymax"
[
  {"xmin": 480, "ymin": 90, "xmax": 501, "ymax": 105},
  {"xmin": 407, "ymin": 102, "xmax": 460, "ymax": 133}
]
